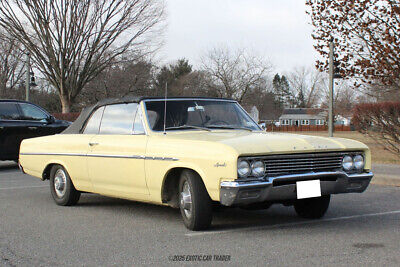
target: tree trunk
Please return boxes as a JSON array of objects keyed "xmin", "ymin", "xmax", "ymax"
[{"xmin": 60, "ymin": 94, "xmax": 71, "ymax": 113}]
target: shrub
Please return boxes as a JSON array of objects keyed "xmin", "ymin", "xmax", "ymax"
[{"xmin": 353, "ymin": 102, "xmax": 400, "ymax": 157}]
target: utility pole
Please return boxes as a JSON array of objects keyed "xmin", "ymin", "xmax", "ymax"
[
  {"xmin": 25, "ymin": 52, "xmax": 31, "ymax": 102},
  {"xmin": 328, "ymin": 41, "xmax": 334, "ymax": 137}
]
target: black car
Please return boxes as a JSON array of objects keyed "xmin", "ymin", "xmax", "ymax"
[{"xmin": 0, "ymin": 100, "xmax": 70, "ymax": 161}]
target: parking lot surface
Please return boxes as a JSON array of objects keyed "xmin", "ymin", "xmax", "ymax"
[{"xmin": 1, "ymin": 161, "xmax": 400, "ymax": 266}]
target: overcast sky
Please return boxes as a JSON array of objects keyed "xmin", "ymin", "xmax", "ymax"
[{"xmin": 159, "ymin": 0, "xmax": 318, "ymax": 73}]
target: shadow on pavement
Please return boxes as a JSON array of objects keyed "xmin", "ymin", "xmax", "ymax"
[{"xmin": 75, "ymin": 193, "xmax": 303, "ymax": 230}]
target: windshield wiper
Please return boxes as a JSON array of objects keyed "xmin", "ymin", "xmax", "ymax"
[
  {"xmin": 206, "ymin": 125, "xmax": 254, "ymax": 132},
  {"xmin": 165, "ymin": 125, "xmax": 211, "ymax": 131}
]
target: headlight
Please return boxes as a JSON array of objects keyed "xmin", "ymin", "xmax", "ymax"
[
  {"xmin": 342, "ymin": 155, "xmax": 354, "ymax": 171},
  {"xmin": 251, "ymin": 160, "xmax": 265, "ymax": 177},
  {"xmin": 354, "ymin": 155, "xmax": 364, "ymax": 170},
  {"xmin": 237, "ymin": 160, "xmax": 251, "ymax": 178}
]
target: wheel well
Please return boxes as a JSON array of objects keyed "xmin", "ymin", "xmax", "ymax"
[
  {"xmin": 161, "ymin": 167, "xmax": 203, "ymax": 208},
  {"xmin": 42, "ymin": 163, "xmax": 58, "ymax": 180}
]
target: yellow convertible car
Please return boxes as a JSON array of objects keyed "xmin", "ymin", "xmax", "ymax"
[{"xmin": 19, "ymin": 97, "xmax": 373, "ymax": 230}]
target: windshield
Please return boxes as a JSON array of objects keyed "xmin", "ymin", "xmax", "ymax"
[{"xmin": 144, "ymin": 100, "xmax": 261, "ymax": 132}]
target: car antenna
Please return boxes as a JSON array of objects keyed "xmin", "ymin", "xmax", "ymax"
[{"xmin": 163, "ymin": 81, "xmax": 168, "ymax": 135}]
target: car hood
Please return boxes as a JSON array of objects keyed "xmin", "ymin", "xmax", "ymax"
[{"xmin": 164, "ymin": 131, "xmax": 368, "ymax": 155}]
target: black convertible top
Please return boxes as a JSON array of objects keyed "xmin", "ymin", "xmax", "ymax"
[{"xmin": 62, "ymin": 96, "xmax": 234, "ymax": 134}]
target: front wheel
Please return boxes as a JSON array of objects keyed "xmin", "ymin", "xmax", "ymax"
[
  {"xmin": 294, "ymin": 195, "xmax": 331, "ymax": 219},
  {"xmin": 50, "ymin": 165, "xmax": 80, "ymax": 206},
  {"xmin": 178, "ymin": 170, "xmax": 213, "ymax": 230}
]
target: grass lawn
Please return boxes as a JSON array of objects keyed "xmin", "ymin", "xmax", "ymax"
[{"xmin": 287, "ymin": 131, "xmax": 400, "ymax": 165}]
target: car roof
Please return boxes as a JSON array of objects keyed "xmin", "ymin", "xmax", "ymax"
[
  {"xmin": 0, "ymin": 99, "xmax": 33, "ymax": 104},
  {"xmin": 62, "ymin": 96, "xmax": 236, "ymax": 134}
]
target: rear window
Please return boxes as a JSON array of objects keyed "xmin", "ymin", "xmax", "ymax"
[
  {"xmin": 0, "ymin": 102, "xmax": 20, "ymax": 120},
  {"xmin": 99, "ymin": 103, "xmax": 138, "ymax": 135}
]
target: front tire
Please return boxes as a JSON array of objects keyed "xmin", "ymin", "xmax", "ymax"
[
  {"xmin": 294, "ymin": 195, "xmax": 331, "ymax": 219},
  {"xmin": 178, "ymin": 170, "xmax": 212, "ymax": 230},
  {"xmin": 50, "ymin": 165, "xmax": 80, "ymax": 206}
]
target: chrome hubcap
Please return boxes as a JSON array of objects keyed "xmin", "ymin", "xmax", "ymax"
[
  {"xmin": 54, "ymin": 169, "xmax": 67, "ymax": 198},
  {"xmin": 180, "ymin": 181, "xmax": 192, "ymax": 219}
]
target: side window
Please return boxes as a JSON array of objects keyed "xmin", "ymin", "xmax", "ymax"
[
  {"xmin": 0, "ymin": 103, "xmax": 20, "ymax": 120},
  {"xmin": 99, "ymin": 103, "xmax": 137, "ymax": 135},
  {"xmin": 133, "ymin": 106, "xmax": 145, "ymax": 134},
  {"xmin": 19, "ymin": 103, "xmax": 49, "ymax": 121},
  {"xmin": 83, "ymin": 107, "xmax": 105, "ymax": 134}
]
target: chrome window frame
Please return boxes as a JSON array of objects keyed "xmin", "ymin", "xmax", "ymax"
[
  {"xmin": 82, "ymin": 106, "xmax": 105, "ymax": 134},
  {"xmin": 82, "ymin": 103, "xmax": 147, "ymax": 136},
  {"xmin": 132, "ymin": 102, "xmax": 146, "ymax": 135}
]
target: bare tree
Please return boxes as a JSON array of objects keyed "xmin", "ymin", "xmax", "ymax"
[
  {"xmin": 0, "ymin": 30, "xmax": 24, "ymax": 98},
  {"xmin": 201, "ymin": 47, "xmax": 272, "ymax": 103},
  {"xmin": 306, "ymin": 0, "xmax": 400, "ymax": 90},
  {"xmin": 320, "ymin": 79, "xmax": 357, "ymax": 117},
  {"xmin": 285, "ymin": 67, "xmax": 325, "ymax": 108},
  {"xmin": 0, "ymin": 0, "xmax": 165, "ymax": 112},
  {"xmin": 171, "ymin": 71, "xmax": 217, "ymax": 97},
  {"xmin": 78, "ymin": 57, "xmax": 156, "ymax": 107}
]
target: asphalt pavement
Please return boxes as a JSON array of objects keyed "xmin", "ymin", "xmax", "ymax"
[{"xmin": 1, "ymin": 161, "xmax": 400, "ymax": 266}]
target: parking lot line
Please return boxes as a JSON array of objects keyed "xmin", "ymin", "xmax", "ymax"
[
  {"xmin": 0, "ymin": 185, "xmax": 48, "ymax": 190},
  {"xmin": 185, "ymin": 209, "xmax": 400, "ymax": 237}
]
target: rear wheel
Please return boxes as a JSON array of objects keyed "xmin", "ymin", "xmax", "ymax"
[
  {"xmin": 50, "ymin": 165, "xmax": 80, "ymax": 206},
  {"xmin": 294, "ymin": 195, "xmax": 331, "ymax": 219},
  {"xmin": 178, "ymin": 170, "xmax": 212, "ymax": 230}
]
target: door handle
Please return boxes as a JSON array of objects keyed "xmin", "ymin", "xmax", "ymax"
[
  {"xmin": 89, "ymin": 142, "xmax": 99, "ymax": 146},
  {"xmin": 28, "ymin": 127, "xmax": 38, "ymax": 130}
]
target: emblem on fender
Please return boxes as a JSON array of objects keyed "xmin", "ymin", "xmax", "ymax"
[{"xmin": 214, "ymin": 162, "xmax": 227, "ymax": 167}]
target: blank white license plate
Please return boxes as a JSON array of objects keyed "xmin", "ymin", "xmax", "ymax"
[{"xmin": 296, "ymin": 180, "xmax": 321, "ymax": 199}]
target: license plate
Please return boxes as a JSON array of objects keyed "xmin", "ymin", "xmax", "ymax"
[{"xmin": 296, "ymin": 180, "xmax": 321, "ymax": 199}]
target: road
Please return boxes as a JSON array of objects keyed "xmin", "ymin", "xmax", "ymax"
[{"xmin": 1, "ymin": 161, "xmax": 400, "ymax": 266}]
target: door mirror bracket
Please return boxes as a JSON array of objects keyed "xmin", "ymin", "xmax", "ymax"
[{"xmin": 47, "ymin": 115, "xmax": 56, "ymax": 124}]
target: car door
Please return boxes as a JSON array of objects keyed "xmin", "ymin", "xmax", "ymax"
[
  {"xmin": 17, "ymin": 102, "xmax": 54, "ymax": 137},
  {"xmin": 0, "ymin": 102, "xmax": 26, "ymax": 160},
  {"xmin": 87, "ymin": 103, "xmax": 149, "ymax": 197}
]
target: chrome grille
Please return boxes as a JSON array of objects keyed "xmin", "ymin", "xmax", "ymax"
[{"xmin": 262, "ymin": 152, "xmax": 345, "ymax": 177}]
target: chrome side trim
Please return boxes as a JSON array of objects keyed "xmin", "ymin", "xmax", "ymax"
[
  {"xmin": 20, "ymin": 152, "xmax": 179, "ymax": 161},
  {"xmin": 144, "ymin": 156, "xmax": 179, "ymax": 161},
  {"xmin": 87, "ymin": 154, "xmax": 143, "ymax": 159},
  {"xmin": 20, "ymin": 152, "xmax": 86, "ymax": 157}
]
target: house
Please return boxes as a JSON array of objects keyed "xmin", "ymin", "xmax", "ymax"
[
  {"xmin": 335, "ymin": 115, "xmax": 352, "ymax": 126},
  {"xmin": 279, "ymin": 108, "xmax": 327, "ymax": 127},
  {"xmin": 249, "ymin": 106, "xmax": 259, "ymax": 123}
]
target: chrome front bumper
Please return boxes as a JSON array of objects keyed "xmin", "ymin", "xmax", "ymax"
[{"xmin": 220, "ymin": 171, "xmax": 373, "ymax": 206}]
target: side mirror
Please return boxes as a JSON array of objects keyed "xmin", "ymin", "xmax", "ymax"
[{"xmin": 47, "ymin": 115, "xmax": 56, "ymax": 124}]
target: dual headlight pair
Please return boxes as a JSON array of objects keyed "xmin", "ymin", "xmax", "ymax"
[
  {"xmin": 342, "ymin": 154, "xmax": 365, "ymax": 172},
  {"xmin": 237, "ymin": 160, "xmax": 265, "ymax": 178}
]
